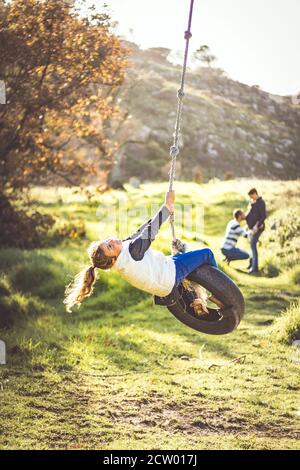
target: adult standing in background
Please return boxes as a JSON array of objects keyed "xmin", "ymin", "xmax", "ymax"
[{"xmin": 246, "ymin": 188, "xmax": 267, "ymax": 274}]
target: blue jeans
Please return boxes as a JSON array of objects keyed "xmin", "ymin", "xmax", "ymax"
[
  {"xmin": 221, "ymin": 247, "xmax": 249, "ymax": 261},
  {"xmin": 172, "ymin": 248, "xmax": 218, "ymax": 286},
  {"xmin": 250, "ymin": 230, "xmax": 263, "ymax": 272}
]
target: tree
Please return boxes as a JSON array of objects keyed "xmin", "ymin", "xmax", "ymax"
[
  {"xmin": 194, "ymin": 45, "xmax": 216, "ymax": 67},
  {"xmin": 0, "ymin": 0, "xmax": 128, "ymax": 246},
  {"xmin": 0, "ymin": 0, "xmax": 128, "ymax": 191}
]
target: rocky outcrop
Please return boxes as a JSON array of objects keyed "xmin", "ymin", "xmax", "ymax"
[{"xmin": 112, "ymin": 41, "xmax": 300, "ymax": 182}]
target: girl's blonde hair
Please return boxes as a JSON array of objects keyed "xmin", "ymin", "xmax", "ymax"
[{"xmin": 63, "ymin": 241, "xmax": 116, "ymax": 312}]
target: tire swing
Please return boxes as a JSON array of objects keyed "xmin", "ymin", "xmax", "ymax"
[
  {"xmin": 167, "ymin": 265, "xmax": 245, "ymax": 335},
  {"xmin": 155, "ymin": 0, "xmax": 245, "ymax": 335}
]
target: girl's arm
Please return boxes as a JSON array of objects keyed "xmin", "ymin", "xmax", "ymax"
[
  {"xmin": 129, "ymin": 204, "xmax": 171, "ymax": 261},
  {"xmin": 124, "ymin": 192, "xmax": 174, "ymax": 242},
  {"xmin": 123, "ymin": 219, "xmax": 152, "ymax": 242}
]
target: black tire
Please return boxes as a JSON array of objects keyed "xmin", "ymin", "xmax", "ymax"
[{"xmin": 167, "ymin": 265, "xmax": 245, "ymax": 335}]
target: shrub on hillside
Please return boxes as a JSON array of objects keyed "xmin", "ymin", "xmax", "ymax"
[
  {"xmin": 0, "ymin": 194, "xmax": 86, "ymax": 248},
  {"xmin": 264, "ymin": 209, "xmax": 300, "ymax": 271},
  {"xmin": 276, "ymin": 212, "xmax": 300, "ymax": 248},
  {"xmin": 224, "ymin": 171, "xmax": 235, "ymax": 180},
  {"xmin": 0, "ymin": 196, "xmax": 55, "ymax": 249},
  {"xmin": 271, "ymin": 300, "xmax": 300, "ymax": 344},
  {"xmin": 54, "ymin": 219, "xmax": 86, "ymax": 241},
  {"xmin": 290, "ymin": 266, "xmax": 300, "ymax": 285},
  {"xmin": 193, "ymin": 168, "xmax": 204, "ymax": 184},
  {"xmin": 262, "ymin": 258, "xmax": 280, "ymax": 278}
]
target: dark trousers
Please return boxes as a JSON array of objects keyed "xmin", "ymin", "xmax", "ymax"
[
  {"xmin": 221, "ymin": 247, "xmax": 249, "ymax": 262},
  {"xmin": 249, "ymin": 229, "xmax": 263, "ymax": 272}
]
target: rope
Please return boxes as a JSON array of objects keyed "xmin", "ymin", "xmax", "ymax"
[{"xmin": 169, "ymin": 0, "xmax": 195, "ymax": 243}]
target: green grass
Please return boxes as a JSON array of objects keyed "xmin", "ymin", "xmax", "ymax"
[
  {"xmin": 271, "ymin": 300, "xmax": 300, "ymax": 345},
  {"xmin": 290, "ymin": 266, "xmax": 300, "ymax": 285},
  {"xmin": 0, "ymin": 179, "xmax": 300, "ymax": 450}
]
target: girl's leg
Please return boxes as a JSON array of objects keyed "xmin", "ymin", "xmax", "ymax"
[{"xmin": 172, "ymin": 248, "xmax": 217, "ymax": 285}]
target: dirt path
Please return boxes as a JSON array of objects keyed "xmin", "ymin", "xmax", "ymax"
[{"xmin": 3, "ymin": 360, "xmax": 299, "ymax": 450}]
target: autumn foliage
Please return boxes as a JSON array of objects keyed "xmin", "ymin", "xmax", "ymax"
[{"xmin": 0, "ymin": 0, "xmax": 128, "ymax": 247}]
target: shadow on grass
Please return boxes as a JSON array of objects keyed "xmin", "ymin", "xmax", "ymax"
[
  {"xmin": 0, "ymin": 237, "xmax": 296, "ymax": 373},
  {"xmin": 86, "ymin": 299, "xmax": 239, "ymax": 362}
]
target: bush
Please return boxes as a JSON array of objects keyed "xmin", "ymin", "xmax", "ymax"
[
  {"xmin": 54, "ymin": 218, "xmax": 86, "ymax": 241},
  {"xmin": 224, "ymin": 171, "xmax": 235, "ymax": 180},
  {"xmin": 0, "ymin": 194, "xmax": 55, "ymax": 249},
  {"xmin": 193, "ymin": 167, "xmax": 204, "ymax": 184},
  {"xmin": 0, "ymin": 195, "xmax": 86, "ymax": 249},
  {"xmin": 263, "ymin": 209, "xmax": 300, "ymax": 272},
  {"xmin": 262, "ymin": 259, "xmax": 280, "ymax": 278},
  {"xmin": 290, "ymin": 266, "xmax": 300, "ymax": 285},
  {"xmin": 276, "ymin": 212, "xmax": 300, "ymax": 248},
  {"xmin": 271, "ymin": 300, "xmax": 300, "ymax": 344}
]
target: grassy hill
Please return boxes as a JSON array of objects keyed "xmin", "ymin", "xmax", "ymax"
[
  {"xmin": 0, "ymin": 179, "xmax": 299, "ymax": 450},
  {"xmin": 113, "ymin": 43, "xmax": 300, "ymax": 183}
]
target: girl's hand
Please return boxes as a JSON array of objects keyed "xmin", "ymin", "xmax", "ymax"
[{"xmin": 165, "ymin": 191, "xmax": 175, "ymax": 212}]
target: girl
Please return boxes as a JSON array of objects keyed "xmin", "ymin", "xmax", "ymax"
[{"xmin": 64, "ymin": 191, "xmax": 218, "ymax": 312}]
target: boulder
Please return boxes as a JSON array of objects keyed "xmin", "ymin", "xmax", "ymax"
[
  {"xmin": 272, "ymin": 161, "xmax": 284, "ymax": 169},
  {"xmin": 234, "ymin": 127, "xmax": 248, "ymax": 139},
  {"xmin": 254, "ymin": 152, "xmax": 268, "ymax": 164},
  {"xmin": 280, "ymin": 139, "xmax": 293, "ymax": 148},
  {"xmin": 207, "ymin": 142, "xmax": 218, "ymax": 158},
  {"xmin": 136, "ymin": 125, "xmax": 152, "ymax": 141},
  {"xmin": 129, "ymin": 176, "xmax": 141, "ymax": 188}
]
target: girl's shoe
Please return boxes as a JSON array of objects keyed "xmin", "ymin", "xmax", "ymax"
[{"xmin": 190, "ymin": 298, "xmax": 209, "ymax": 316}]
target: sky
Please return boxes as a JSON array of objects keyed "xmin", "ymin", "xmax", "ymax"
[{"xmin": 86, "ymin": 0, "xmax": 300, "ymax": 96}]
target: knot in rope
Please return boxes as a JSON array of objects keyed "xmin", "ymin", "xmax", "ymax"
[
  {"xmin": 184, "ymin": 30, "xmax": 192, "ymax": 40},
  {"xmin": 170, "ymin": 145, "xmax": 179, "ymax": 158},
  {"xmin": 177, "ymin": 89, "xmax": 184, "ymax": 99},
  {"xmin": 172, "ymin": 238, "xmax": 187, "ymax": 254}
]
